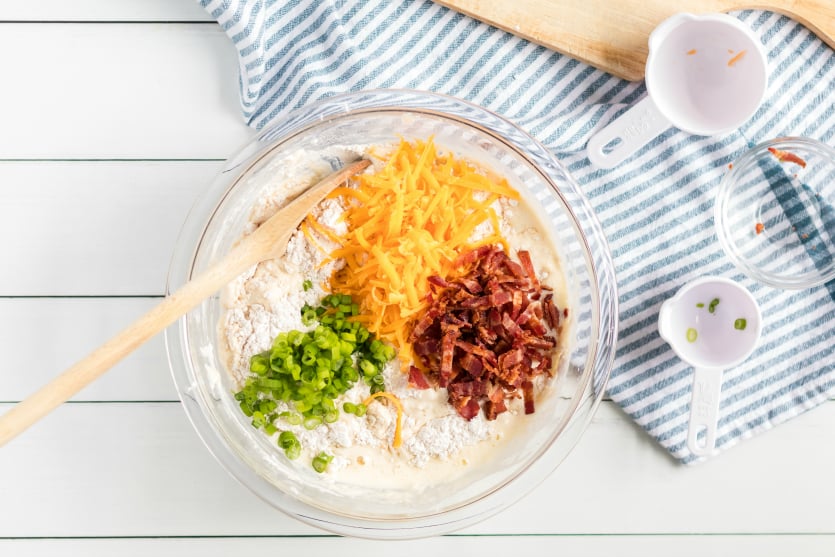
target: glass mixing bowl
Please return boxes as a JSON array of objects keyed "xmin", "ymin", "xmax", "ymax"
[
  {"xmin": 715, "ymin": 137, "xmax": 835, "ymax": 289},
  {"xmin": 165, "ymin": 90, "xmax": 617, "ymax": 539}
]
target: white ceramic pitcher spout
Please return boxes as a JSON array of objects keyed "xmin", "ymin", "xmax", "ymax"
[{"xmin": 587, "ymin": 12, "xmax": 768, "ymax": 169}]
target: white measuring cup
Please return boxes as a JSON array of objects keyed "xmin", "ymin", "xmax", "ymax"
[
  {"xmin": 587, "ymin": 13, "xmax": 768, "ymax": 169},
  {"xmin": 658, "ymin": 276, "xmax": 762, "ymax": 456}
]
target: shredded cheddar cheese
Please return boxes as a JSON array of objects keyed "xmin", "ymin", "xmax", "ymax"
[
  {"xmin": 362, "ymin": 392, "xmax": 404, "ymax": 448},
  {"xmin": 307, "ymin": 138, "xmax": 519, "ymax": 363}
]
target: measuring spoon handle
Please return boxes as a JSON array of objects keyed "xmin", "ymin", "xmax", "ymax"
[
  {"xmin": 586, "ymin": 95, "xmax": 670, "ymax": 169},
  {"xmin": 687, "ymin": 367, "xmax": 723, "ymax": 457}
]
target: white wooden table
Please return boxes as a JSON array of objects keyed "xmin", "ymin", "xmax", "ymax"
[{"xmin": 1, "ymin": 2, "xmax": 833, "ymax": 555}]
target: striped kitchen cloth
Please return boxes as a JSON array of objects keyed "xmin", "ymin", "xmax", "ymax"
[{"xmin": 200, "ymin": 0, "xmax": 835, "ymax": 463}]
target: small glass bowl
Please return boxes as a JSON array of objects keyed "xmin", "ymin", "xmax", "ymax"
[
  {"xmin": 715, "ymin": 137, "xmax": 835, "ymax": 289},
  {"xmin": 165, "ymin": 90, "xmax": 618, "ymax": 539}
]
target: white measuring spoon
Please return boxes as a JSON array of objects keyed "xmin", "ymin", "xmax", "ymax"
[
  {"xmin": 587, "ymin": 13, "xmax": 768, "ymax": 169},
  {"xmin": 658, "ymin": 276, "xmax": 762, "ymax": 457}
]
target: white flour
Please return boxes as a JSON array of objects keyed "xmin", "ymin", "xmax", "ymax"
[{"xmin": 220, "ymin": 145, "xmax": 566, "ymax": 477}]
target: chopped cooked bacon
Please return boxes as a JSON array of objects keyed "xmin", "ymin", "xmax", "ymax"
[
  {"xmin": 460, "ymin": 295, "xmax": 492, "ymax": 309},
  {"xmin": 409, "ymin": 366, "xmax": 431, "ymax": 389},
  {"xmin": 489, "ymin": 290, "xmax": 512, "ymax": 307},
  {"xmin": 499, "ymin": 347, "xmax": 524, "ymax": 370},
  {"xmin": 413, "ymin": 337, "xmax": 440, "ymax": 357},
  {"xmin": 410, "ymin": 307, "xmax": 440, "ymax": 340},
  {"xmin": 516, "ymin": 300, "xmax": 540, "ymax": 326},
  {"xmin": 510, "ymin": 290, "xmax": 525, "ymax": 320},
  {"xmin": 454, "ymin": 244, "xmax": 493, "ymax": 267},
  {"xmin": 454, "ymin": 340, "xmax": 496, "ymax": 362},
  {"xmin": 408, "ymin": 245, "xmax": 565, "ymax": 421},
  {"xmin": 504, "ymin": 259, "xmax": 527, "ymax": 279},
  {"xmin": 517, "ymin": 250, "xmax": 539, "ymax": 289},
  {"xmin": 448, "ymin": 380, "xmax": 488, "ymax": 398},
  {"xmin": 543, "ymin": 294, "xmax": 561, "ymax": 330},
  {"xmin": 439, "ymin": 331, "xmax": 457, "ymax": 388},
  {"xmin": 522, "ymin": 335, "xmax": 556, "ymax": 351},
  {"xmin": 767, "ymin": 146, "xmax": 807, "ymax": 168},
  {"xmin": 522, "ymin": 381, "xmax": 535, "ymax": 414},
  {"xmin": 501, "ymin": 312, "xmax": 522, "ymax": 338},
  {"xmin": 526, "ymin": 315, "xmax": 547, "ymax": 337},
  {"xmin": 456, "ymin": 398, "xmax": 481, "ymax": 420},
  {"xmin": 456, "ymin": 277, "xmax": 483, "ymax": 294},
  {"xmin": 484, "ymin": 385, "xmax": 508, "ymax": 420},
  {"xmin": 475, "ymin": 324, "xmax": 498, "ymax": 345},
  {"xmin": 459, "ymin": 352, "xmax": 485, "ymax": 377}
]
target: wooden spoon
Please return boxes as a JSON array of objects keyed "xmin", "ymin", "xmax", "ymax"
[{"xmin": 0, "ymin": 158, "xmax": 371, "ymax": 447}]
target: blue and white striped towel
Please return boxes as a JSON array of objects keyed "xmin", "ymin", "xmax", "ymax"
[{"xmin": 201, "ymin": 0, "xmax": 835, "ymax": 463}]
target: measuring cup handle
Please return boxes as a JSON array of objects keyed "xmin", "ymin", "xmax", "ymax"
[
  {"xmin": 686, "ymin": 367, "xmax": 723, "ymax": 457},
  {"xmin": 586, "ymin": 96, "xmax": 671, "ymax": 169}
]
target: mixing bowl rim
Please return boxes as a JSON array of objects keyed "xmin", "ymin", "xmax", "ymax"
[{"xmin": 164, "ymin": 88, "xmax": 618, "ymax": 538}]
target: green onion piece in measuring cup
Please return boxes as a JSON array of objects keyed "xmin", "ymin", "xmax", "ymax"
[
  {"xmin": 734, "ymin": 318, "xmax": 747, "ymax": 330},
  {"xmin": 686, "ymin": 328, "xmax": 698, "ymax": 343}
]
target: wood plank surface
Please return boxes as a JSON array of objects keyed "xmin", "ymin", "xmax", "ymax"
[
  {"xmin": 0, "ymin": 24, "xmax": 252, "ymax": 159},
  {"xmin": 0, "ymin": 0, "xmax": 211, "ymax": 21},
  {"xmin": 0, "ymin": 298, "xmax": 174, "ymax": 402},
  {"xmin": 4, "ymin": 534, "xmax": 835, "ymax": 557},
  {"xmin": 0, "ymin": 162, "xmax": 226, "ymax": 296},
  {"xmin": 0, "ymin": 2, "xmax": 833, "ymax": 554},
  {"xmin": 1, "ymin": 402, "xmax": 833, "ymax": 538}
]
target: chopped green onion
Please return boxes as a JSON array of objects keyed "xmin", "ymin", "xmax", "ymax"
[
  {"xmin": 301, "ymin": 308, "xmax": 317, "ymax": 326},
  {"xmin": 696, "ymin": 303, "xmax": 705, "ymax": 308},
  {"xmin": 686, "ymin": 328, "xmax": 698, "ymax": 343},
  {"xmin": 303, "ymin": 279, "xmax": 313, "ymax": 291},
  {"xmin": 250, "ymin": 353, "xmax": 270, "ymax": 375},
  {"xmin": 284, "ymin": 441, "xmax": 301, "ymax": 460},
  {"xmin": 278, "ymin": 431, "xmax": 297, "ymax": 450},
  {"xmin": 312, "ymin": 452, "xmax": 333, "ymax": 473},
  {"xmin": 279, "ymin": 411, "xmax": 302, "ymax": 426},
  {"xmin": 734, "ymin": 318, "xmax": 747, "ymax": 330},
  {"xmin": 234, "ymin": 292, "xmax": 397, "ymax": 469},
  {"xmin": 708, "ymin": 298, "xmax": 720, "ymax": 314},
  {"xmin": 303, "ymin": 416, "xmax": 323, "ymax": 430}
]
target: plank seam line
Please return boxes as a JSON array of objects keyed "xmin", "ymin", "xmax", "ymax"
[{"xmin": 2, "ymin": 533, "xmax": 835, "ymax": 540}]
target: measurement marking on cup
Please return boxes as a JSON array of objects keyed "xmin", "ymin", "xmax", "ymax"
[
  {"xmin": 621, "ymin": 107, "xmax": 659, "ymax": 140},
  {"xmin": 694, "ymin": 380, "xmax": 713, "ymax": 419}
]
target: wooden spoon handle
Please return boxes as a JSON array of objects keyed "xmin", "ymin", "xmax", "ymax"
[{"xmin": 0, "ymin": 159, "xmax": 369, "ymax": 447}]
